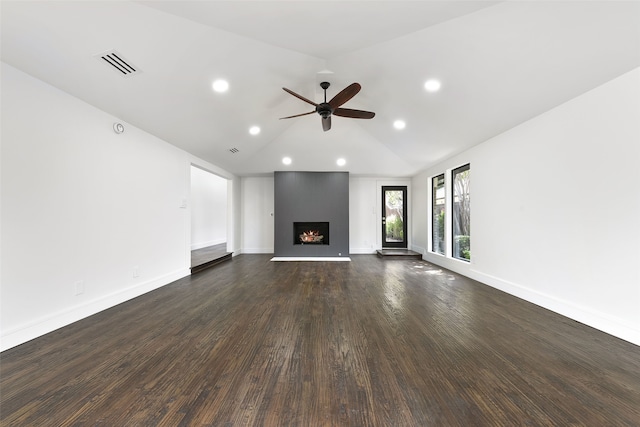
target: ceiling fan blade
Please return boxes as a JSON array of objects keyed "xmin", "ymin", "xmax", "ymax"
[
  {"xmin": 322, "ymin": 116, "xmax": 331, "ymax": 132},
  {"xmin": 282, "ymin": 87, "xmax": 317, "ymax": 106},
  {"xmin": 333, "ymin": 108, "xmax": 375, "ymax": 119},
  {"xmin": 280, "ymin": 111, "xmax": 315, "ymax": 120},
  {"xmin": 328, "ymin": 83, "xmax": 361, "ymax": 108}
]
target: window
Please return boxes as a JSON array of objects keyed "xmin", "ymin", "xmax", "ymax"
[
  {"xmin": 452, "ymin": 164, "xmax": 470, "ymax": 261},
  {"xmin": 431, "ymin": 174, "xmax": 445, "ymax": 254}
]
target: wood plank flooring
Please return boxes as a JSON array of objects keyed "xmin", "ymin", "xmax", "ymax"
[{"xmin": 1, "ymin": 255, "xmax": 639, "ymax": 426}]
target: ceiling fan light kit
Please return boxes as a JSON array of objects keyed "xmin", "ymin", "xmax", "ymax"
[{"xmin": 280, "ymin": 81, "xmax": 375, "ymax": 131}]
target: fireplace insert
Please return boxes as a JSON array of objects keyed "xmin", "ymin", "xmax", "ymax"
[{"xmin": 293, "ymin": 222, "xmax": 329, "ymax": 245}]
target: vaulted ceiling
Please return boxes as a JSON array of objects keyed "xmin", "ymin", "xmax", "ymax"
[{"xmin": 2, "ymin": 1, "xmax": 639, "ymax": 177}]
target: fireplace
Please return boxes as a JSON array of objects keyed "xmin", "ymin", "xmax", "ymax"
[{"xmin": 293, "ymin": 222, "xmax": 329, "ymax": 245}]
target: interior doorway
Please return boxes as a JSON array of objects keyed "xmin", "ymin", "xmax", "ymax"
[
  {"xmin": 381, "ymin": 186, "xmax": 407, "ymax": 248},
  {"xmin": 190, "ymin": 165, "xmax": 229, "ymax": 271}
]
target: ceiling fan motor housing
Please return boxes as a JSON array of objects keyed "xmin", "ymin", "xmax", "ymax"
[{"xmin": 317, "ymin": 103, "xmax": 333, "ymax": 118}]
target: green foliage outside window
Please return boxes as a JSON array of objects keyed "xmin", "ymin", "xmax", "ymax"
[
  {"xmin": 455, "ymin": 235, "xmax": 470, "ymax": 260},
  {"xmin": 386, "ymin": 215, "xmax": 404, "ymax": 240}
]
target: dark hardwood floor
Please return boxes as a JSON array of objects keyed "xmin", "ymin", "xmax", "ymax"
[{"xmin": 1, "ymin": 255, "xmax": 639, "ymax": 426}]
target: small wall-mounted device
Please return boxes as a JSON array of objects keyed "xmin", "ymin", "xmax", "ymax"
[{"xmin": 113, "ymin": 122, "xmax": 125, "ymax": 134}]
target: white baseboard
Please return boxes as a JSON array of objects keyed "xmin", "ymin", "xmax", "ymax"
[
  {"xmin": 422, "ymin": 251, "xmax": 639, "ymax": 346},
  {"xmin": 468, "ymin": 269, "xmax": 640, "ymax": 346},
  {"xmin": 349, "ymin": 247, "xmax": 377, "ymax": 254},
  {"xmin": 1, "ymin": 268, "xmax": 191, "ymax": 352},
  {"xmin": 241, "ymin": 247, "xmax": 274, "ymax": 254}
]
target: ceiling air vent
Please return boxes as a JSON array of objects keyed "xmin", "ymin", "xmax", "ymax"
[
  {"xmin": 229, "ymin": 148, "xmax": 239, "ymax": 154},
  {"xmin": 95, "ymin": 50, "xmax": 139, "ymax": 77}
]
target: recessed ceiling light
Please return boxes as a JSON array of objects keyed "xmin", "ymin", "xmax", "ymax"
[
  {"xmin": 282, "ymin": 157, "xmax": 292, "ymax": 165},
  {"xmin": 212, "ymin": 79, "xmax": 229, "ymax": 93},
  {"xmin": 337, "ymin": 158, "xmax": 346, "ymax": 166},
  {"xmin": 424, "ymin": 79, "xmax": 441, "ymax": 92},
  {"xmin": 393, "ymin": 120, "xmax": 406, "ymax": 130},
  {"xmin": 249, "ymin": 126, "xmax": 260, "ymax": 135}
]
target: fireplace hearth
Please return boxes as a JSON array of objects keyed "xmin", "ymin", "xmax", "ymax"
[{"xmin": 293, "ymin": 222, "xmax": 329, "ymax": 245}]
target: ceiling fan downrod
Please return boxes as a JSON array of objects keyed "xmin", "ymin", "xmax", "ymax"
[{"xmin": 317, "ymin": 82, "xmax": 332, "ymax": 118}]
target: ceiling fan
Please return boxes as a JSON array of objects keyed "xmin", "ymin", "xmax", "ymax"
[{"xmin": 280, "ymin": 82, "xmax": 375, "ymax": 131}]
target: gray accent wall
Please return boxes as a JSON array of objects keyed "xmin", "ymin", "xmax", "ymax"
[{"xmin": 274, "ymin": 171, "xmax": 349, "ymax": 257}]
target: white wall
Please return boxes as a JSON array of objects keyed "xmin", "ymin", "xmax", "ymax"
[
  {"xmin": 349, "ymin": 177, "xmax": 412, "ymax": 254},
  {"xmin": 240, "ymin": 177, "xmax": 274, "ymax": 253},
  {"xmin": 412, "ymin": 68, "xmax": 640, "ymax": 345},
  {"xmin": 238, "ymin": 175, "xmax": 411, "ymax": 255},
  {"xmin": 0, "ymin": 63, "xmax": 240, "ymax": 350},
  {"xmin": 190, "ymin": 166, "xmax": 227, "ymax": 250},
  {"xmin": 349, "ymin": 178, "xmax": 378, "ymax": 253}
]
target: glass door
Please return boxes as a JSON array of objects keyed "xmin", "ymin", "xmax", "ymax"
[{"xmin": 382, "ymin": 186, "xmax": 407, "ymax": 248}]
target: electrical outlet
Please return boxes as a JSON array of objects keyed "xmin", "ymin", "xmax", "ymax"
[
  {"xmin": 75, "ymin": 280, "xmax": 84, "ymax": 296},
  {"xmin": 133, "ymin": 266, "xmax": 139, "ymax": 278}
]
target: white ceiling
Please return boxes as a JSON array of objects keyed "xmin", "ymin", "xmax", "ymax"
[{"xmin": 2, "ymin": 1, "xmax": 639, "ymax": 177}]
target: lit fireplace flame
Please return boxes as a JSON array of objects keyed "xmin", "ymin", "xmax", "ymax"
[{"xmin": 300, "ymin": 230, "xmax": 323, "ymax": 243}]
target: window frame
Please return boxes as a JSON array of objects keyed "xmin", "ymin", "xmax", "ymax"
[
  {"xmin": 451, "ymin": 163, "xmax": 471, "ymax": 262},
  {"xmin": 431, "ymin": 174, "xmax": 446, "ymax": 255}
]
